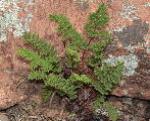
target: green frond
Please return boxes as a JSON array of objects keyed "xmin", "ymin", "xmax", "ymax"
[
  {"xmin": 86, "ymin": 4, "xmax": 112, "ymax": 67},
  {"xmin": 89, "ymin": 38, "xmax": 112, "ymax": 67},
  {"xmin": 69, "ymin": 73, "xmax": 92, "ymax": 85},
  {"xmin": 85, "ymin": 4, "xmax": 109, "ymax": 38},
  {"xmin": 41, "ymin": 86, "xmax": 53, "ymax": 102},
  {"xmin": 65, "ymin": 47, "xmax": 80, "ymax": 68},
  {"xmin": 28, "ymin": 70, "xmax": 47, "ymax": 81},
  {"xmin": 18, "ymin": 48, "xmax": 60, "ymax": 73},
  {"xmin": 92, "ymin": 62, "xmax": 124, "ymax": 95},
  {"xmin": 23, "ymin": 32, "xmax": 57, "ymax": 58},
  {"xmin": 49, "ymin": 14, "xmax": 87, "ymax": 50},
  {"xmin": 45, "ymin": 74, "xmax": 77, "ymax": 100},
  {"xmin": 49, "ymin": 14, "xmax": 88, "ymax": 68}
]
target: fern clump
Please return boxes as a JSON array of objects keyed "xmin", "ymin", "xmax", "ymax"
[{"xmin": 19, "ymin": 3, "xmax": 124, "ymax": 121}]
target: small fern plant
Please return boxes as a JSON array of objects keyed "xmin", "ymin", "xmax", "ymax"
[{"xmin": 18, "ymin": 3, "xmax": 123, "ymax": 121}]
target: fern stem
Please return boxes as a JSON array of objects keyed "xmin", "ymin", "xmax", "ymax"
[
  {"xmin": 49, "ymin": 91, "xmax": 56, "ymax": 108},
  {"xmin": 81, "ymin": 38, "xmax": 92, "ymax": 62}
]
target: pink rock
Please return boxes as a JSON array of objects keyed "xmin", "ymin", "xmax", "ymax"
[{"xmin": 0, "ymin": 0, "xmax": 150, "ymax": 110}]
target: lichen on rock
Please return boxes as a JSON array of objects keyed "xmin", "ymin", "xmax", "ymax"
[
  {"xmin": 0, "ymin": 0, "xmax": 34, "ymax": 42},
  {"xmin": 120, "ymin": 2, "xmax": 139, "ymax": 21},
  {"xmin": 105, "ymin": 54, "xmax": 139, "ymax": 76},
  {"xmin": 144, "ymin": 2, "xmax": 150, "ymax": 7}
]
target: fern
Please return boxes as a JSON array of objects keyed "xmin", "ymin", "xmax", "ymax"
[
  {"xmin": 19, "ymin": 33, "xmax": 61, "ymax": 73},
  {"xmin": 18, "ymin": 3, "xmax": 124, "ymax": 121}
]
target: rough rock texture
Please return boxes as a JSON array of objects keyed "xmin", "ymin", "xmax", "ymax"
[
  {"xmin": 0, "ymin": 37, "xmax": 27, "ymax": 110},
  {"xmin": 0, "ymin": 0, "xmax": 150, "ymax": 120},
  {"xmin": 0, "ymin": 72, "xmax": 25, "ymax": 110},
  {"xmin": 109, "ymin": 96, "xmax": 150, "ymax": 121},
  {"xmin": 112, "ymin": 50, "xmax": 150, "ymax": 100},
  {"xmin": 0, "ymin": 113, "xmax": 9, "ymax": 121},
  {"xmin": 0, "ymin": 0, "xmax": 34, "ymax": 42}
]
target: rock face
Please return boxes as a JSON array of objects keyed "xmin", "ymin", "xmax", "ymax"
[
  {"xmin": 109, "ymin": 96, "xmax": 150, "ymax": 121},
  {"xmin": 0, "ymin": 0, "xmax": 33, "ymax": 42},
  {"xmin": 0, "ymin": 38, "xmax": 27, "ymax": 110},
  {"xmin": 0, "ymin": 113, "xmax": 9, "ymax": 121},
  {"xmin": 0, "ymin": 72, "xmax": 25, "ymax": 110},
  {"xmin": 0, "ymin": 0, "xmax": 150, "ymax": 116}
]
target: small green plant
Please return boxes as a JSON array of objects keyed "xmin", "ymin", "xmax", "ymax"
[
  {"xmin": 18, "ymin": 4, "xmax": 123, "ymax": 121},
  {"xmin": 92, "ymin": 97, "xmax": 119, "ymax": 121}
]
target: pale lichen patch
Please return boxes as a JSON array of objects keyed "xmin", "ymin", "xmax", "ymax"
[
  {"xmin": 146, "ymin": 47, "xmax": 150, "ymax": 54},
  {"xmin": 120, "ymin": 2, "xmax": 139, "ymax": 21},
  {"xmin": 105, "ymin": 54, "xmax": 139, "ymax": 76},
  {"xmin": 0, "ymin": 0, "xmax": 34, "ymax": 42},
  {"xmin": 144, "ymin": 2, "xmax": 150, "ymax": 7}
]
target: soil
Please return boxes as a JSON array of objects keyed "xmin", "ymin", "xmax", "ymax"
[
  {"xmin": 1, "ymin": 79, "xmax": 150, "ymax": 121},
  {"xmin": 0, "ymin": 81, "xmax": 109, "ymax": 121}
]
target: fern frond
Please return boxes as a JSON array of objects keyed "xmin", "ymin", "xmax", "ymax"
[
  {"xmin": 85, "ymin": 4, "xmax": 112, "ymax": 68},
  {"xmin": 65, "ymin": 47, "xmax": 80, "ymax": 68},
  {"xmin": 44, "ymin": 74, "xmax": 77, "ymax": 100},
  {"xmin": 89, "ymin": 38, "xmax": 112, "ymax": 67},
  {"xmin": 28, "ymin": 70, "xmax": 47, "ymax": 81},
  {"xmin": 49, "ymin": 14, "xmax": 87, "ymax": 68},
  {"xmin": 23, "ymin": 33, "xmax": 57, "ymax": 58},
  {"xmin": 69, "ymin": 73, "xmax": 92, "ymax": 85},
  {"xmin": 85, "ymin": 4, "xmax": 109, "ymax": 38},
  {"xmin": 49, "ymin": 14, "xmax": 87, "ymax": 50},
  {"xmin": 41, "ymin": 86, "xmax": 53, "ymax": 102},
  {"xmin": 18, "ymin": 48, "xmax": 59, "ymax": 73},
  {"xmin": 92, "ymin": 62, "xmax": 124, "ymax": 95}
]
